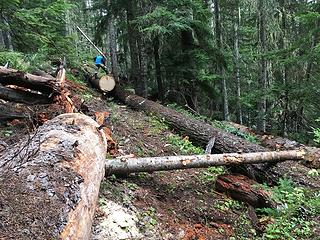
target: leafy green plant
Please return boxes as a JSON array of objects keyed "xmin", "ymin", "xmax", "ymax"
[
  {"xmin": 313, "ymin": 119, "xmax": 320, "ymax": 144},
  {"xmin": 200, "ymin": 166, "xmax": 225, "ymax": 183},
  {"xmin": 213, "ymin": 121, "xmax": 258, "ymax": 143},
  {"xmin": 258, "ymin": 179, "xmax": 319, "ymax": 239},
  {"xmin": 167, "ymin": 134, "xmax": 204, "ymax": 155},
  {"xmin": 0, "ymin": 51, "xmax": 30, "ymax": 71}
]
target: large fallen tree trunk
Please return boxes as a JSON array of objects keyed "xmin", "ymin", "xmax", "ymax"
[
  {"xmin": 0, "ymin": 66, "xmax": 60, "ymax": 94},
  {"xmin": 106, "ymin": 150, "xmax": 308, "ymax": 175},
  {"xmin": 0, "ymin": 113, "xmax": 107, "ymax": 239},
  {"xmin": 113, "ymin": 87, "xmax": 320, "ymax": 188}
]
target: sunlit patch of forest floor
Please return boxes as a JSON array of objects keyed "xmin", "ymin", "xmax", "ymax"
[{"xmin": 1, "ymin": 87, "xmax": 319, "ymax": 240}]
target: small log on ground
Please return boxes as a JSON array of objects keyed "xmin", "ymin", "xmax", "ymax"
[
  {"xmin": 113, "ymin": 87, "xmax": 320, "ymax": 187},
  {"xmin": 0, "ymin": 66, "xmax": 60, "ymax": 94},
  {"xmin": 0, "ymin": 113, "xmax": 107, "ymax": 239},
  {"xmin": 224, "ymin": 121, "xmax": 320, "ymax": 168},
  {"xmin": 216, "ymin": 174, "xmax": 275, "ymax": 208},
  {"xmin": 105, "ymin": 150, "xmax": 307, "ymax": 175}
]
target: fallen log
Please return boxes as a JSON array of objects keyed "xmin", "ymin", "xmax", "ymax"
[
  {"xmin": 0, "ymin": 66, "xmax": 60, "ymax": 94},
  {"xmin": 83, "ymin": 65, "xmax": 116, "ymax": 92},
  {"xmin": 0, "ymin": 84, "xmax": 51, "ymax": 104},
  {"xmin": 0, "ymin": 113, "xmax": 107, "ymax": 239},
  {"xmin": 224, "ymin": 121, "xmax": 320, "ymax": 168},
  {"xmin": 0, "ymin": 102, "xmax": 29, "ymax": 123},
  {"xmin": 105, "ymin": 150, "xmax": 308, "ymax": 175},
  {"xmin": 113, "ymin": 88, "xmax": 320, "ymax": 187},
  {"xmin": 215, "ymin": 174, "xmax": 275, "ymax": 208}
]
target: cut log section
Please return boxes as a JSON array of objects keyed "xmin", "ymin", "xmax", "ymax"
[
  {"xmin": 83, "ymin": 65, "xmax": 116, "ymax": 92},
  {"xmin": 113, "ymin": 88, "xmax": 320, "ymax": 187},
  {"xmin": 105, "ymin": 150, "xmax": 308, "ymax": 175},
  {"xmin": 90, "ymin": 74, "xmax": 116, "ymax": 92},
  {"xmin": 0, "ymin": 113, "xmax": 107, "ymax": 239}
]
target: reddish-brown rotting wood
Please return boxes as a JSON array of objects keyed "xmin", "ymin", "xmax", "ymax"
[
  {"xmin": 215, "ymin": 174, "xmax": 275, "ymax": 208},
  {"xmin": 94, "ymin": 111, "xmax": 118, "ymax": 156}
]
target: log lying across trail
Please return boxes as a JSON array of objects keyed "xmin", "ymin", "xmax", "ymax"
[
  {"xmin": 0, "ymin": 113, "xmax": 107, "ymax": 239},
  {"xmin": 106, "ymin": 150, "xmax": 308, "ymax": 175},
  {"xmin": 113, "ymin": 88, "xmax": 320, "ymax": 188},
  {"xmin": 224, "ymin": 121, "xmax": 320, "ymax": 168}
]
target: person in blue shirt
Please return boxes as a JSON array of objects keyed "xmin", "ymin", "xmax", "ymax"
[{"xmin": 94, "ymin": 53, "xmax": 108, "ymax": 75}]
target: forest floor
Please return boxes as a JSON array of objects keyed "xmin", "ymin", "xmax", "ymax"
[{"xmin": 1, "ymin": 85, "xmax": 319, "ymax": 240}]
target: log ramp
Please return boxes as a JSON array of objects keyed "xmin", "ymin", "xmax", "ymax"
[{"xmin": 0, "ymin": 113, "xmax": 107, "ymax": 239}]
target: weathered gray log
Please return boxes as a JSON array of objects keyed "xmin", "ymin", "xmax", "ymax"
[
  {"xmin": 224, "ymin": 121, "xmax": 320, "ymax": 168},
  {"xmin": 0, "ymin": 113, "xmax": 107, "ymax": 239},
  {"xmin": 106, "ymin": 150, "xmax": 307, "ymax": 175},
  {"xmin": 0, "ymin": 66, "xmax": 60, "ymax": 94},
  {"xmin": 113, "ymin": 87, "xmax": 320, "ymax": 187},
  {"xmin": 0, "ymin": 84, "xmax": 51, "ymax": 104}
]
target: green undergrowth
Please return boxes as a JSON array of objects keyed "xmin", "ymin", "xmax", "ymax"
[
  {"xmin": 167, "ymin": 134, "xmax": 204, "ymax": 155},
  {"xmin": 258, "ymin": 179, "xmax": 319, "ymax": 240}
]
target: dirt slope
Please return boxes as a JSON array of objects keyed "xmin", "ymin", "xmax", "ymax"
[{"xmin": 90, "ymin": 98, "xmax": 254, "ymax": 240}]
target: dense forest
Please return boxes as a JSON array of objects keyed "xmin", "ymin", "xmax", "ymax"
[
  {"xmin": 1, "ymin": 0, "xmax": 320, "ymax": 240},
  {"xmin": 1, "ymin": 0, "xmax": 320, "ymax": 142}
]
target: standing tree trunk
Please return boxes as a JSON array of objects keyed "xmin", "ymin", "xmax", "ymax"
[
  {"xmin": 279, "ymin": 0, "xmax": 289, "ymax": 136},
  {"xmin": 233, "ymin": 4, "xmax": 242, "ymax": 124},
  {"xmin": 126, "ymin": 0, "xmax": 142, "ymax": 96},
  {"xmin": 109, "ymin": 17, "xmax": 119, "ymax": 83},
  {"xmin": 214, "ymin": 0, "xmax": 229, "ymax": 121},
  {"xmin": 153, "ymin": 36, "xmax": 164, "ymax": 102},
  {"xmin": 1, "ymin": 15, "xmax": 13, "ymax": 50},
  {"xmin": 257, "ymin": 0, "xmax": 267, "ymax": 132},
  {"xmin": 138, "ymin": 37, "xmax": 148, "ymax": 98}
]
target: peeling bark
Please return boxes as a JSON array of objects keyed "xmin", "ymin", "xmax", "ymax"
[
  {"xmin": 106, "ymin": 150, "xmax": 307, "ymax": 175},
  {"xmin": 0, "ymin": 113, "xmax": 107, "ymax": 239},
  {"xmin": 0, "ymin": 67, "xmax": 60, "ymax": 94}
]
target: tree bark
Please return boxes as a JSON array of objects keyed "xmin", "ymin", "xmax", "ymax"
[
  {"xmin": 233, "ymin": 5, "xmax": 242, "ymax": 124},
  {"xmin": 126, "ymin": 0, "xmax": 141, "ymax": 95},
  {"xmin": 109, "ymin": 17, "xmax": 119, "ymax": 83},
  {"xmin": 216, "ymin": 174, "xmax": 275, "ymax": 208},
  {"xmin": 153, "ymin": 36, "xmax": 164, "ymax": 102},
  {"xmin": 214, "ymin": 0, "xmax": 229, "ymax": 121},
  {"xmin": 257, "ymin": 0, "xmax": 267, "ymax": 132},
  {"xmin": 106, "ymin": 150, "xmax": 307, "ymax": 175},
  {"xmin": 0, "ymin": 113, "xmax": 107, "ymax": 239},
  {"xmin": 224, "ymin": 121, "xmax": 320, "ymax": 169},
  {"xmin": 113, "ymin": 87, "xmax": 320, "ymax": 187},
  {"xmin": 0, "ymin": 85, "xmax": 52, "ymax": 104},
  {"xmin": 0, "ymin": 67, "xmax": 60, "ymax": 94}
]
